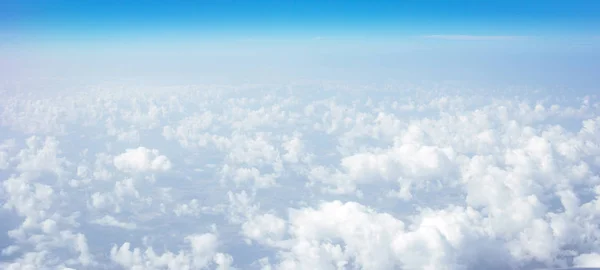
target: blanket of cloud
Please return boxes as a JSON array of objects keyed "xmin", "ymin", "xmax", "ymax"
[{"xmin": 0, "ymin": 81, "xmax": 599, "ymax": 270}]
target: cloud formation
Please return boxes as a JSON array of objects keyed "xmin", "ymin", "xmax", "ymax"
[
  {"xmin": 0, "ymin": 82, "xmax": 599, "ymax": 269},
  {"xmin": 113, "ymin": 147, "xmax": 172, "ymax": 173}
]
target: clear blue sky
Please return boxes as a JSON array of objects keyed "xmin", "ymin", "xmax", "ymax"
[
  {"xmin": 1, "ymin": 0, "xmax": 600, "ymax": 89},
  {"xmin": 2, "ymin": 0, "xmax": 600, "ymax": 40}
]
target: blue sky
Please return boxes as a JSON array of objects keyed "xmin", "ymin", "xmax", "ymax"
[
  {"xmin": 2, "ymin": 0, "xmax": 600, "ymax": 41},
  {"xmin": 1, "ymin": 0, "xmax": 600, "ymax": 89}
]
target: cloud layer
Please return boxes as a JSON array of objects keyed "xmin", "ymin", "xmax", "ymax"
[{"xmin": 0, "ymin": 82, "xmax": 599, "ymax": 269}]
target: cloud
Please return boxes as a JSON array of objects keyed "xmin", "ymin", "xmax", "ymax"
[
  {"xmin": 109, "ymin": 232, "xmax": 234, "ymax": 270},
  {"xmin": 15, "ymin": 136, "xmax": 66, "ymax": 174},
  {"xmin": 113, "ymin": 147, "xmax": 172, "ymax": 173},
  {"xmin": 241, "ymin": 213, "xmax": 287, "ymax": 246},
  {"xmin": 1, "ymin": 83, "xmax": 599, "ymax": 269},
  {"xmin": 423, "ymin": 35, "xmax": 524, "ymax": 41},
  {"xmin": 91, "ymin": 215, "xmax": 137, "ymax": 230},
  {"xmin": 573, "ymin": 253, "xmax": 600, "ymax": 267}
]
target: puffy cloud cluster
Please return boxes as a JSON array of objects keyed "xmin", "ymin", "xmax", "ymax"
[
  {"xmin": 0, "ymin": 82, "xmax": 599, "ymax": 269},
  {"xmin": 109, "ymin": 233, "xmax": 233, "ymax": 270},
  {"xmin": 113, "ymin": 147, "xmax": 172, "ymax": 173}
]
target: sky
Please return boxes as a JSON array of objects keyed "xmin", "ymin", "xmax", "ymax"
[
  {"xmin": 2, "ymin": 0, "xmax": 600, "ymax": 39},
  {"xmin": 2, "ymin": 2, "xmax": 600, "ymax": 270},
  {"xmin": 2, "ymin": 0, "xmax": 600, "ymax": 87}
]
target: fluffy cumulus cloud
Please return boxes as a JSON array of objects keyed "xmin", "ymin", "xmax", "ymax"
[
  {"xmin": 0, "ymin": 82, "xmax": 599, "ymax": 269},
  {"xmin": 109, "ymin": 232, "xmax": 233, "ymax": 270},
  {"xmin": 113, "ymin": 147, "xmax": 172, "ymax": 173}
]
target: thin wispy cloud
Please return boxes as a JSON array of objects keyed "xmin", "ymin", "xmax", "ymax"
[{"xmin": 423, "ymin": 35, "xmax": 526, "ymax": 41}]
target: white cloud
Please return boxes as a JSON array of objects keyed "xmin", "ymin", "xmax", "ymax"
[
  {"xmin": 93, "ymin": 152, "xmax": 115, "ymax": 181},
  {"xmin": 91, "ymin": 215, "xmax": 137, "ymax": 230},
  {"xmin": 242, "ymin": 213, "xmax": 287, "ymax": 246},
  {"xmin": 2, "ymin": 173, "xmax": 56, "ymax": 234},
  {"xmin": 573, "ymin": 252, "xmax": 600, "ymax": 267},
  {"xmin": 174, "ymin": 199, "xmax": 203, "ymax": 217},
  {"xmin": 113, "ymin": 147, "xmax": 172, "ymax": 173},
  {"xmin": 423, "ymin": 35, "xmax": 524, "ymax": 41},
  {"xmin": 115, "ymin": 178, "xmax": 140, "ymax": 199},
  {"xmin": 16, "ymin": 136, "xmax": 66, "ymax": 174},
  {"xmin": 0, "ymin": 150, "xmax": 9, "ymax": 170},
  {"xmin": 279, "ymin": 201, "xmax": 406, "ymax": 269},
  {"xmin": 0, "ymin": 139, "xmax": 16, "ymax": 170},
  {"xmin": 309, "ymin": 141, "xmax": 457, "ymax": 198},
  {"xmin": 1, "ymin": 83, "xmax": 599, "ymax": 269},
  {"xmin": 282, "ymin": 136, "xmax": 312, "ymax": 164},
  {"xmin": 89, "ymin": 192, "xmax": 113, "ymax": 210},
  {"xmin": 1, "ymin": 245, "xmax": 20, "ymax": 256},
  {"xmin": 109, "ymin": 232, "xmax": 233, "ymax": 270},
  {"xmin": 186, "ymin": 233, "xmax": 220, "ymax": 268}
]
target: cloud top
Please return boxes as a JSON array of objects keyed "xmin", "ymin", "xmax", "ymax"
[{"xmin": 113, "ymin": 147, "xmax": 172, "ymax": 173}]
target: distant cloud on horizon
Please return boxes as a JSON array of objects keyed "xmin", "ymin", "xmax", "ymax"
[{"xmin": 423, "ymin": 34, "xmax": 526, "ymax": 41}]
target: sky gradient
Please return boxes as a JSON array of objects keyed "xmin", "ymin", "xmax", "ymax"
[
  {"xmin": 2, "ymin": 0, "xmax": 600, "ymax": 88},
  {"xmin": 2, "ymin": 0, "xmax": 600, "ymax": 41}
]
